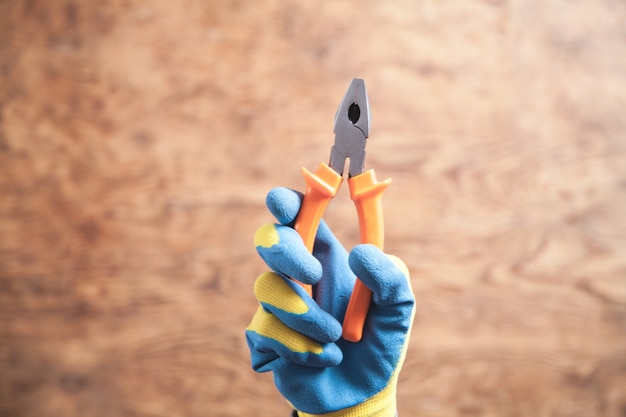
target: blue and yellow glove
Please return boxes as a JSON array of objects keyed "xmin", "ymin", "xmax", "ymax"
[{"xmin": 246, "ymin": 187, "xmax": 415, "ymax": 417}]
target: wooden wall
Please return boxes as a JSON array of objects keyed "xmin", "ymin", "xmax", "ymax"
[{"xmin": 1, "ymin": 1, "xmax": 625, "ymax": 416}]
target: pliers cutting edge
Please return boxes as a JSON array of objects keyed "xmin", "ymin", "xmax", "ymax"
[{"xmin": 293, "ymin": 78, "xmax": 391, "ymax": 343}]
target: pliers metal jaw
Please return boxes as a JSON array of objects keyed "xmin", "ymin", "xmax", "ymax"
[
  {"xmin": 292, "ymin": 78, "xmax": 391, "ymax": 343},
  {"xmin": 330, "ymin": 78, "xmax": 370, "ymax": 178}
]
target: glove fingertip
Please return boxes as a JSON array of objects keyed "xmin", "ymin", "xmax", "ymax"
[
  {"xmin": 278, "ymin": 227, "xmax": 322, "ymax": 284},
  {"xmin": 290, "ymin": 342, "xmax": 343, "ymax": 368},
  {"xmin": 324, "ymin": 319, "xmax": 343, "ymax": 344},
  {"xmin": 349, "ymin": 244, "xmax": 413, "ymax": 306},
  {"xmin": 267, "ymin": 187, "xmax": 302, "ymax": 225},
  {"xmin": 348, "ymin": 244, "xmax": 387, "ymax": 277},
  {"xmin": 321, "ymin": 342, "xmax": 343, "ymax": 366},
  {"xmin": 297, "ymin": 258, "xmax": 323, "ymax": 285}
]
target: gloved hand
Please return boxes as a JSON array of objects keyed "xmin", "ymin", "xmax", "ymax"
[{"xmin": 246, "ymin": 187, "xmax": 415, "ymax": 417}]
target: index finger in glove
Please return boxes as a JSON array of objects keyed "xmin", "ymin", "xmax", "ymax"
[
  {"xmin": 263, "ymin": 186, "xmax": 345, "ymax": 266},
  {"xmin": 266, "ymin": 187, "xmax": 302, "ymax": 225}
]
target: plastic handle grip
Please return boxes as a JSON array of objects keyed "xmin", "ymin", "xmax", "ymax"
[
  {"xmin": 293, "ymin": 162, "xmax": 343, "ymax": 296},
  {"xmin": 342, "ymin": 169, "xmax": 391, "ymax": 342}
]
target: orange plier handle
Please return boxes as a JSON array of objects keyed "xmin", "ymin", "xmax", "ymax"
[
  {"xmin": 344, "ymin": 169, "xmax": 391, "ymax": 342},
  {"xmin": 293, "ymin": 163, "xmax": 342, "ymax": 296},
  {"xmin": 293, "ymin": 162, "xmax": 390, "ymax": 342}
]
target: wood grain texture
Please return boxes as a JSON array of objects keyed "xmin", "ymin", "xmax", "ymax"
[{"xmin": 1, "ymin": 1, "xmax": 625, "ymax": 416}]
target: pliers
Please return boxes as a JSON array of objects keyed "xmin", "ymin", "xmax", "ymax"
[{"xmin": 293, "ymin": 78, "xmax": 391, "ymax": 343}]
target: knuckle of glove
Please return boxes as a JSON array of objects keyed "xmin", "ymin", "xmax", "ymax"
[
  {"xmin": 385, "ymin": 254, "xmax": 410, "ymax": 280},
  {"xmin": 254, "ymin": 223, "xmax": 322, "ymax": 285},
  {"xmin": 254, "ymin": 272, "xmax": 309, "ymax": 315},
  {"xmin": 246, "ymin": 307, "xmax": 342, "ymax": 369},
  {"xmin": 254, "ymin": 223, "xmax": 281, "ymax": 249}
]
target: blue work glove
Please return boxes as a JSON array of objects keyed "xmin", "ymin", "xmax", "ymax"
[{"xmin": 246, "ymin": 187, "xmax": 415, "ymax": 417}]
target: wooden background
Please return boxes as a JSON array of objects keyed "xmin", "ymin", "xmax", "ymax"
[{"xmin": 1, "ymin": 1, "xmax": 625, "ymax": 416}]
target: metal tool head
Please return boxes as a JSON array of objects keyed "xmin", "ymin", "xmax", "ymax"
[{"xmin": 329, "ymin": 78, "xmax": 370, "ymax": 177}]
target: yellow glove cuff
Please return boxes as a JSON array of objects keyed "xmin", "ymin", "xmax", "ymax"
[{"xmin": 295, "ymin": 371, "xmax": 398, "ymax": 417}]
